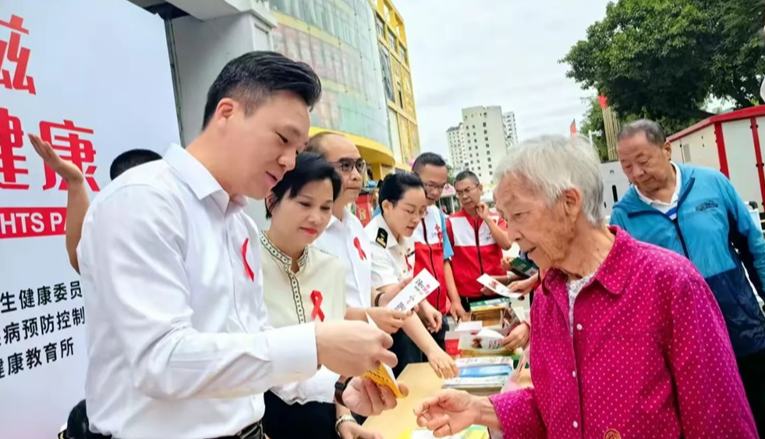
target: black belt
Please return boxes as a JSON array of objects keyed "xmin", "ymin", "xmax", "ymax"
[
  {"xmin": 77, "ymin": 421, "xmax": 263, "ymax": 439},
  {"xmin": 215, "ymin": 421, "xmax": 264, "ymax": 439}
]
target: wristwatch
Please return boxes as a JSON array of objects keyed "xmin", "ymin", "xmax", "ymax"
[{"xmin": 334, "ymin": 375, "xmax": 353, "ymax": 406}]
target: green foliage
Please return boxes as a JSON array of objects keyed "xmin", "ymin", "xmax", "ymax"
[
  {"xmin": 580, "ymin": 97, "xmax": 609, "ymax": 162},
  {"xmin": 563, "ymin": 0, "xmax": 765, "ymax": 133}
]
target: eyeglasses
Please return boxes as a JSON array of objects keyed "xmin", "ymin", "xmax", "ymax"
[
  {"xmin": 423, "ymin": 182, "xmax": 447, "ymax": 192},
  {"xmin": 331, "ymin": 158, "xmax": 367, "ymax": 174},
  {"xmin": 456, "ymin": 185, "xmax": 478, "ymax": 197}
]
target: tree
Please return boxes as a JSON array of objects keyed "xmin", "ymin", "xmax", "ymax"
[
  {"xmin": 580, "ymin": 97, "xmax": 609, "ymax": 162},
  {"xmin": 563, "ymin": 0, "xmax": 765, "ymax": 133}
]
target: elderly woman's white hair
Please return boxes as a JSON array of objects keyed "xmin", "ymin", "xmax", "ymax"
[{"xmin": 493, "ymin": 135, "xmax": 605, "ymax": 225}]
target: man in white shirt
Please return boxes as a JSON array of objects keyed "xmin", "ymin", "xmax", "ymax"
[
  {"xmin": 72, "ymin": 51, "xmax": 402, "ymax": 439},
  {"xmin": 309, "ymin": 132, "xmax": 411, "ymax": 334}
]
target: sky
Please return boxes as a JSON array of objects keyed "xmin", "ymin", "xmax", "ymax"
[{"xmin": 395, "ymin": 0, "xmax": 614, "ymax": 159}]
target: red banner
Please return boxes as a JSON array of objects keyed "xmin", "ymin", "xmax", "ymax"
[{"xmin": 0, "ymin": 206, "xmax": 66, "ymax": 239}]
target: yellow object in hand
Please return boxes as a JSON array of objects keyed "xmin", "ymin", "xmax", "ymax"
[{"xmin": 363, "ymin": 363, "xmax": 404, "ymax": 398}]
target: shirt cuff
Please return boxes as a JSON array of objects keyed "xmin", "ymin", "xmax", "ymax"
[
  {"xmin": 489, "ymin": 389, "xmax": 544, "ymax": 437},
  {"xmin": 267, "ymin": 322, "xmax": 318, "ymax": 382}
]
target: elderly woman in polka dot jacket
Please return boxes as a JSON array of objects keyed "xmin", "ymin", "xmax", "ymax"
[{"xmin": 415, "ymin": 135, "xmax": 758, "ymax": 439}]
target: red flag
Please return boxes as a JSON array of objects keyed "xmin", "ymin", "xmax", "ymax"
[
  {"xmin": 569, "ymin": 119, "xmax": 577, "ymax": 136},
  {"xmin": 598, "ymin": 95, "xmax": 608, "ymax": 109}
]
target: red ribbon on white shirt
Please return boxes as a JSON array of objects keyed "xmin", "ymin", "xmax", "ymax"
[
  {"xmin": 241, "ymin": 238, "xmax": 255, "ymax": 282},
  {"xmin": 353, "ymin": 237, "xmax": 367, "ymax": 261},
  {"xmin": 310, "ymin": 290, "xmax": 325, "ymax": 321}
]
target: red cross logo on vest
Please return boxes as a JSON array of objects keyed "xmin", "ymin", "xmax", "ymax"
[
  {"xmin": 353, "ymin": 237, "xmax": 367, "ymax": 261},
  {"xmin": 435, "ymin": 223, "xmax": 443, "ymax": 242},
  {"xmin": 241, "ymin": 238, "xmax": 255, "ymax": 281},
  {"xmin": 310, "ymin": 290, "xmax": 325, "ymax": 321}
]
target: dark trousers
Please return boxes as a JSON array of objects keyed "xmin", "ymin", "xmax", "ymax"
[
  {"xmin": 432, "ymin": 316, "xmax": 448, "ymax": 350},
  {"xmin": 390, "ymin": 329, "xmax": 423, "ymax": 377},
  {"xmin": 737, "ymin": 348, "xmax": 765, "ymax": 437},
  {"xmin": 263, "ymin": 391, "xmax": 335, "ymax": 439},
  {"xmin": 390, "ymin": 315, "xmax": 449, "ymax": 377}
]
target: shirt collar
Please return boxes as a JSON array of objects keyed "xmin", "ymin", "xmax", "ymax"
[
  {"xmin": 370, "ymin": 214, "xmax": 408, "ymax": 250},
  {"xmin": 541, "ymin": 226, "xmax": 632, "ymax": 297},
  {"xmin": 635, "ymin": 162, "xmax": 681, "ymax": 207},
  {"xmin": 327, "ymin": 207, "xmax": 352, "ymax": 232},
  {"xmin": 259, "ymin": 232, "xmax": 309, "ymax": 273},
  {"xmin": 164, "ymin": 144, "xmax": 247, "ymax": 213}
]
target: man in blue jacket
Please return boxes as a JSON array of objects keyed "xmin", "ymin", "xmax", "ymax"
[{"xmin": 611, "ymin": 119, "xmax": 765, "ymax": 435}]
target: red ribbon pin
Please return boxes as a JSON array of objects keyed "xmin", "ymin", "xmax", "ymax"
[
  {"xmin": 310, "ymin": 290, "xmax": 325, "ymax": 321},
  {"xmin": 353, "ymin": 237, "xmax": 367, "ymax": 261},
  {"xmin": 241, "ymin": 238, "xmax": 255, "ymax": 281}
]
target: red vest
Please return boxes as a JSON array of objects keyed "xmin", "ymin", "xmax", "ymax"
[
  {"xmin": 446, "ymin": 209, "xmax": 505, "ymax": 298},
  {"xmin": 412, "ymin": 205, "xmax": 449, "ymax": 313}
]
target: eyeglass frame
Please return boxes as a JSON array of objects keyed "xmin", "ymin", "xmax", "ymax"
[
  {"xmin": 422, "ymin": 181, "xmax": 447, "ymax": 192},
  {"xmin": 455, "ymin": 184, "xmax": 480, "ymax": 197},
  {"xmin": 330, "ymin": 158, "xmax": 367, "ymax": 174}
]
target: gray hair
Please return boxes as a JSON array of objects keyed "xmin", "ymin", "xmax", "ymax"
[
  {"xmin": 493, "ymin": 135, "xmax": 605, "ymax": 225},
  {"xmin": 618, "ymin": 119, "xmax": 666, "ymax": 145}
]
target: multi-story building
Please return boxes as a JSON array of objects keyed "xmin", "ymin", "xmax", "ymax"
[
  {"xmin": 446, "ymin": 105, "xmax": 508, "ymax": 185},
  {"xmin": 373, "ymin": 0, "xmax": 420, "ymax": 167},
  {"xmin": 447, "ymin": 123, "xmax": 467, "ymax": 170},
  {"xmin": 503, "ymin": 111, "xmax": 518, "ymax": 149},
  {"xmin": 269, "ymin": 0, "xmax": 397, "ymax": 178}
]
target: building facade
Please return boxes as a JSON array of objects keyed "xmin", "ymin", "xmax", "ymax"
[
  {"xmin": 373, "ymin": 0, "xmax": 420, "ymax": 167},
  {"xmin": 447, "ymin": 123, "xmax": 466, "ymax": 170},
  {"xmin": 269, "ymin": 0, "xmax": 397, "ymax": 178},
  {"xmin": 503, "ymin": 111, "xmax": 518, "ymax": 149},
  {"xmin": 446, "ymin": 105, "xmax": 508, "ymax": 185}
]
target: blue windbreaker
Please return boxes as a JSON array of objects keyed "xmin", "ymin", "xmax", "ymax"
[{"xmin": 611, "ymin": 164, "xmax": 765, "ymax": 357}]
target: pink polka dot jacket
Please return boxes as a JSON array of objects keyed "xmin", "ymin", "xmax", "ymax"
[{"xmin": 489, "ymin": 227, "xmax": 757, "ymax": 438}]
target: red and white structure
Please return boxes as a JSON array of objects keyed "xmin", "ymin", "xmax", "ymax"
[{"xmin": 669, "ymin": 105, "xmax": 765, "ymax": 209}]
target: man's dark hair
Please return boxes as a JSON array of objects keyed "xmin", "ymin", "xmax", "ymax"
[
  {"xmin": 454, "ymin": 170, "xmax": 480, "ymax": 185},
  {"xmin": 202, "ymin": 51, "xmax": 322, "ymax": 129},
  {"xmin": 379, "ymin": 172, "xmax": 423, "ymax": 214},
  {"xmin": 412, "ymin": 152, "xmax": 446, "ymax": 174},
  {"xmin": 618, "ymin": 119, "xmax": 666, "ymax": 146},
  {"xmin": 109, "ymin": 149, "xmax": 162, "ymax": 180},
  {"xmin": 266, "ymin": 152, "xmax": 341, "ymax": 218}
]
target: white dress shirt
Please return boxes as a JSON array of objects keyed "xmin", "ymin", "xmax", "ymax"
[
  {"xmin": 314, "ymin": 208, "xmax": 373, "ymax": 308},
  {"xmin": 259, "ymin": 233, "xmax": 346, "ymax": 404},
  {"xmin": 364, "ymin": 214, "xmax": 415, "ymax": 289},
  {"xmin": 78, "ymin": 145, "xmax": 318, "ymax": 438},
  {"xmin": 636, "ymin": 162, "xmax": 682, "ymax": 218}
]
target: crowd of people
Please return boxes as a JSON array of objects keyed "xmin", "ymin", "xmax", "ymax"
[{"xmin": 33, "ymin": 51, "xmax": 764, "ymax": 438}]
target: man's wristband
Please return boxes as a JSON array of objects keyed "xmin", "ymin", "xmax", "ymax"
[
  {"xmin": 373, "ymin": 291, "xmax": 384, "ymax": 307},
  {"xmin": 334, "ymin": 375, "xmax": 353, "ymax": 406}
]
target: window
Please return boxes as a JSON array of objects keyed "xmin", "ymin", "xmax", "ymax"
[
  {"xmin": 485, "ymin": 137, "xmax": 488, "ymax": 141},
  {"xmin": 387, "ymin": 29, "xmax": 396, "ymax": 49},
  {"xmin": 375, "ymin": 16, "xmax": 385, "ymax": 38},
  {"xmin": 484, "ymin": 130, "xmax": 487, "ymax": 134},
  {"xmin": 483, "ymin": 122, "xmax": 486, "ymax": 127}
]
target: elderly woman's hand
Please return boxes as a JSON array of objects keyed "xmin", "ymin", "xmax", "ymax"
[
  {"xmin": 508, "ymin": 274, "xmax": 540, "ymax": 295},
  {"xmin": 415, "ymin": 390, "xmax": 485, "ymax": 437},
  {"xmin": 501, "ymin": 322, "xmax": 530, "ymax": 351}
]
